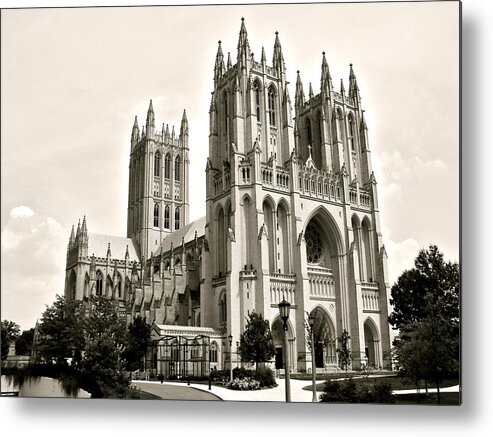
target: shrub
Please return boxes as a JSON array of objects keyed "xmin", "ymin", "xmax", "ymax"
[
  {"xmin": 319, "ymin": 378, "xmax": 395, "ymax": 404},
  {"xmin": 255, "ymin": 366, "xmax": 276, "ymax": 388}
]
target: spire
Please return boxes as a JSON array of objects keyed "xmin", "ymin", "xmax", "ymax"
[
  {"xmin": 171, "ymin": 125, "xmax": 175, "ymax": 139},
  {"xmin": 237, "ymin": 17, "xmax": 251, "ymax": 63},
  {"xmin": 295, "ymin": 70, "xmax": 305, "ymax": 108},
  {"xmin": 227, "ymin": 52, "xmax": 232, "ymax": 69},
  {"xmin": 81, "ymin": 215, "xmax": 87, "ymax": 235},
  {"xmin": 340, "ymin": 78, "xmax": 345, "ymax": 95},
  {"xmin": 107, "ymin": 242, "xmax": 111, "ymax": 258},
  {"xmin": 146, "ymin": 99, "xmax": 155, "ymax": 130},
  {"xmin": 214, "ymin": 40, "xmax": 225, "ymax": 82},
  {"xmin": 165, "ymin": 124, "xmax": 169, "ymax": 140},
  {"xmin": 180, "ymin": 109, "xmax": 188, "ymax": 140},
  {"xmin": 309, "ymin": 82, "xmax": 314, "ymax": 99},
  {"xmin": 321, "ymin": 51, "xmax": 333, "ymax": 95},
  {"xmin": 131, "ymin": 115, "xmax": 139, "ymax": 147},
  {"xmin": 348, "ymin": 63, "xmax": 361, "ymax": 101},
  {"xmin": 273, "ymin": 31, "xmax": 285, "ymax": 72},
  {"xmin": 125, "ymin": 245, "xmax": 129, "ymax": 260},
  {"xmin": 261, "ymin": 46, "xmax": 266, "ymax": 64},
  {"xmin": 76, "ymin": 219, "xmax": 81, "ymax": 238},
  {"xmin": 68, "ymin": 225, "xmax": 75, "ymax": 247},
  {"xmin": 209, "ymin": 91, "xmax": 216, "ymax": 112}
]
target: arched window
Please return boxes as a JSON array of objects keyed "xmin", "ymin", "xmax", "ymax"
[
  {"xmin": 174, "ymin": 156, "xmax": 181, "ymax": 182},
  {"xmin": 219, "ymin": 292, "xmax": 227, "ymax": 325},
  {"xmin": 96, "ymin": 271, "xmax": 103, "ymax": 296},
  {"xmin": 209, "ymin": 341, "xmax": 218, "ymax": 363},
  {"xmin": 153, "ymin": 203, "xmax": 159, "ymax": 227},
  {"xmin": 348, "ymin": 115, "xmax": 355, "ymax": 151},
  {"xmin": 164, "ymin": 205, "xmax": 170, "ymax": 229},
  {"xmin": 306, "ymin": 118, "xmax": 312, "ymax": 147},
  {"xmin": 154, "ymin": 151, "xmax": 161, "ymax": 177},
  {"xmin": 116, "ymin": 272, "xmax": 122, "ymax": 299},
  {"xmin": 164, "ymin": 153, "xmax": 170, "ymax": 179},
  {"xmin": 175, "ymin": 207, "xmax": 180, "ymax": 230},
  {"xmin": 254, "ymin": 82, "xmax": 261, "ymax": 119},
  {"xmin": 268, "ymin": 87, "xmax": 276, "ymax": 126}
]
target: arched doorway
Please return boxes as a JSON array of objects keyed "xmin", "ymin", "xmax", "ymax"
[
  {"xmin": 271, "ymin": 318, "xmax": 295, "ymax": 371},
  {"xmin": 364, "ymin": 319, "xmax": 380, "ymax": 368},
  {"xmin": 308, "ymin": 307, "xmax": 337, "ymax": 369}
]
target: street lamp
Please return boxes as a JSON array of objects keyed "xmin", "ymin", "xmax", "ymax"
[
  {"xmin": 278, "ymin": 299, "xmax": 291, "ymax": 403},
  {"xmin": 236, "ymin": 341, "xmax": 240, "ymax": 370},
  {"xmin": 228, "ymin": 334, "xmax": 233, "ymax": 383},
  {"xmin": 308, "ymin": 313, "xmax": 317, "ymax": 402}
]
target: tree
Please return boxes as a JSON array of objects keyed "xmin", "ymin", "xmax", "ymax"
[
  {"xmin": 390, "ymin": 245, "xmax": 460, "ymax": 404},
  {"xmin": 389, "ymin": 245, "xmax": 459, "ymax": 330},
  {"xmin": 123, "ymin": 316, "xmax": 151, "ymax": 371},
  {"xmin": 1, "ymin": 320, "xmax": 20, "ymax": 360},
  {"xmin": 81, "ymin": 296, "xmax": 129, "ymax": 397},
  {"xmin": 337, "ymin": 329, "xmax": 351, "ymax": 373},
  {"xmin": 238, "ymin": 312, "xmax": 275, "ymax": 371},
  {"xmin": 15, "ymin": 328, "xmax": 35, "ymax": 356},
  {"xmin": 36, "ymin": 296, "xmax": 86, "ymax": 367}
]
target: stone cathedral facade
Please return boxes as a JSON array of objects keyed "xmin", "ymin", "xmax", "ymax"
[{"xmin": 64, "ymin": 19, "xmax": 392, "ymax": 373}]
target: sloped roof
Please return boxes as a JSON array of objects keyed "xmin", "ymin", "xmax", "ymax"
[
  {"xmin": 157, "ymin": 216, "xmax": 206, "ymax": 254},
  {"xmin": 152, "ymin": 323, "xmax": 223, "ymax": 339},
  {"xmin": 87, "ymin": 233, "xmax": 140, "ymax": 262}
]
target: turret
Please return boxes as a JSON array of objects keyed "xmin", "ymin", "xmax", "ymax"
[
  {"xmin": 131, "ymin": 116, "xmax": 139, "ymax": 149},
  {"xmin": 68, "ymin": 225, "xmax": 75, "ymax": 249},
  {"xmin": 320, "ymin": 52, "xmax": 333, "ymax": 97},
  {"xmin": 272, "ymin": 31, "xmax": 285, "ymax": 73},
  {"xmin": 295, "ymin": 70, "xmax": 305, "ymax": 109},
  {"xmin": 348, "ymin": 63, "xmax": 361, "ymax": 108},
  {"xmin": 237, "ymin": 17, "xmax": 251, "ymax": 67},
  {"xmin": 180, "ymin": 109, "xmax": 189, "ymax": 144},
  {"xmin": 146, "ymin": 99, "xmax": 155, "ymax": 138},
  {"xmin": 214, "ymin": 41, "xmax": 225, "ymax": 84}
]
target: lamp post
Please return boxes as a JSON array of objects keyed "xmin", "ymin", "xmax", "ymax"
[
  {"xmin": 228, "ymin": 334, "xmax": 233, "ymax": 383},
  {"xmin": 278, "ymin": 299, "xmax": 291, "ymax": 403},
  {"xmin": 236, "ymin": 341, "xmax": 240, "ymax": 370},
  {"xmin": 308, "ymin": 313, "xmax": 317, "ymax": 402}
]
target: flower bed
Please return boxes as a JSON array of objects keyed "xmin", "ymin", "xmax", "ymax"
[{"xmin": 227, "ymin": 377, "xmax": 261, "ymax": 391}]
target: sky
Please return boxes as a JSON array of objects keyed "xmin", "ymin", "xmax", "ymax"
[{"xmin": 1, "ymin": 1, "xmax": 460, "ymax": 330}]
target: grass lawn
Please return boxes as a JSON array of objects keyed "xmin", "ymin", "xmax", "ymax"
[{"xmin": 395, "ymin": 392, "xmax": 461, "ymax": 406}]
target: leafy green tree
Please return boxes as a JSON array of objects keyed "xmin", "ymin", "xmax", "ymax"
[
  {"xmin": 15, "ymin": 328, "xmax": 35, "ymax": 356},
  {"xmin": 337, "ymin": 329, "xmax": 351, "ymax": 373},
  {"xmin": 123, "ymin": 316, "xmax": 151, "ymax": 371},
  {"xmin": 1, "ymin": 320, "xmax": 20, "ymax": 360},
  {"xmin": 81, "ymin": 296, "xmax": 129, "ymax": 397},
  {"xmin": 238, "ymin": 312, "xmax": 275, "ymax": 371},
  {"xmin": 36, "ymin": 296, "xmax": 86, "ymax": 367}
]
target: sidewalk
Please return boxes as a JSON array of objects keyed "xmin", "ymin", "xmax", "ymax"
[{"xmin": 133, "ymin": 378, "xmax": 460, "ymax": 402}]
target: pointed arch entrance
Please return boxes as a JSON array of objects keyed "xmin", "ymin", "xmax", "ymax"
[
  {"xmin": 271, "ymin": 317, "xmax": 295, "ymax": 371},
  {"xmin": 364, "ymin": 318, "xmax": 381, "ymax": 368},
  {"xmin": 308, "ymin": 307, "xmax": 337, "ymax": 368}
]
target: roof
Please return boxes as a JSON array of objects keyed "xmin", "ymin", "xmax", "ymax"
[
  {"xmin": 152, "ymin": 324, "xmax": 223, "ymax": 339},
  {"xmin": 87, "ymin": 233, "xmax": 140, "ymax": 262},
  {"xmin": 157, "ymin": 216, "xmax": 206, "ymax": 254}
]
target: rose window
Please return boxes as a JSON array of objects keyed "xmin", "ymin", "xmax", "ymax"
[{"xmin": 305, "ymin": 223, "xmax": 324, "ymax": 264}]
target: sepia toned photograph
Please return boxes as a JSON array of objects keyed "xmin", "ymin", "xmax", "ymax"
[{"xmin": 1, "ymin": 1, "xmax": 460, "ymax": 408}]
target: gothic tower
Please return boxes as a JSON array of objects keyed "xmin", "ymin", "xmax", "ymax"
[
  {"xmin": 127, "ymin": 101, "xmax": 190, "ymax": 260},
  {"xmin": 202, "ymin": 19, "xmax": 391, "ymax": 371}
]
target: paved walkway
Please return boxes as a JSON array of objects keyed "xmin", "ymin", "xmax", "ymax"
[{"xmin": 133, "ymin": 378, "xmax": 460, "ymax": 402}]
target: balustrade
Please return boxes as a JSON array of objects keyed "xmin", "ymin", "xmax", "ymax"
[{"xmin": 269, "ymin": 273, "xmax": 296, "ymax": 305}]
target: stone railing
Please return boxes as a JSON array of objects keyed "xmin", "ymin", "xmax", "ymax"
[
  {"xmin": 239, "ymin": 165, "xmax": 252, "ymax": 185},
  {"xmin": 261, "ymin": 164, "xmax": 273, "ymax": 186},
  {"xmin": 213, "ymin": 171, "xmax": 231, "ymax": 196},
  {"xmin": 348, "ymin": 187, "xmax": 371, "ymax": 210},
  {"xmin": 361, "ymin": 282, "xmax": 379, "ymax": 311},
  {"xmin": 308, "ymin": 268, "xmax": 335, "ymax": 299},
  {"xmin": 270, "ymin": 273, "xmax": 296, "ymax": 305},
  {"xmin": 298, "ymin": 166, "xmax": 341, "ymax": 201},
  {"xmin": 275, "ymin": 167, "xmax": 290, "ymax": 191}
]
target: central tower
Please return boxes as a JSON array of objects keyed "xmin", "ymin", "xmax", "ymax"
[{"xmin": 127, "ymin": 101, "xmax": 190, "ymax": 260}]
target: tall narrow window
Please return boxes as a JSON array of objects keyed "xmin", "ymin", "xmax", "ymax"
[
  {"xmin": 174, "ymin": 156, "xmax": 181, "ymax": 182},
  {"xmin": 164, "ymin": 205, "xmax": 170, "ymax": 229},
  {"xmin": 348, "ymin": 115, "xmax": 355, "ymax": 151},
  {"xmin": 306, "ymin": 118, "xmax": 312, "ymax": 157},
  {"xmin": 116, "ymin": 273, "xmax": 122, "ymax": 299},
  {"xmin": 164, "ymin": 153, "xmax": 170, "ymax": 179},
  {"xmin": 175, "ymin": 207, "xmax": 180, "ymax": 230},
  {"xmin": 254, "ymin": 83, "xmax": 261, "ymax": 119},
  {"xmin": 154, "ymin": 151, "xmax": 161, "ymax": 177},
  {"xmin": 154, "ymin": 203, "xmax": 159, "ymax": 227},
  {"xmin": 219, "ymin": 292, "xmax": 227, "ymax": 325},
  {"xmin": 96, "ymin": 271, "xmax": 103, "ymax": 296},
  {"xmin": 268, "ymin": 88, "xmax": 276, "ymax": 126}
]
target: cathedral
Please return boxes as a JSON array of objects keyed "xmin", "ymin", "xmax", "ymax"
[{"xmin": 64, "ymin": 19, "xmax": 392, "ymax": 376}]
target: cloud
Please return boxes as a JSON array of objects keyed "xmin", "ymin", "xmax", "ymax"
[
  {"xmin": 1, "ymin": 206, "xmax": 67, "ymax": 330},
  {"xmin": 383, "ymin": 237, "xmax": 420, "ymax": 285},
  {"xmin": 9, "ymin": 205, "xmax": 34, "ymax": 218}
]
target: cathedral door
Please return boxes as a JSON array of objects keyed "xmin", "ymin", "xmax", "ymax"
[
  {"xmin": 275, "ymin": 347, "xmax": 283, "ymax": 369},
  {"xmin": 315, "ymin": 342, "xmax": 324, "ymax": 368}
]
